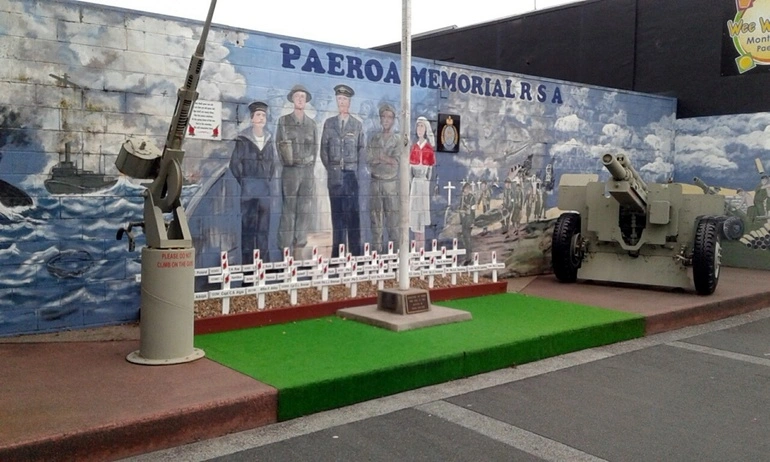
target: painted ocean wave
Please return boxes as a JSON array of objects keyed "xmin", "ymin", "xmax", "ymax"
[{"xmin": 0, "ymin": 177, "xmax": 202, "ymax": 330}]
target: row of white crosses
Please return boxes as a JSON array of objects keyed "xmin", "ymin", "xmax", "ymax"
[
  {"xmin": 409, "ymin": 239, "xmax": 505, "ymax": 285},
  {"xmin": 185, "ymin": 240, "xmax": 506, "ymax": 315}
]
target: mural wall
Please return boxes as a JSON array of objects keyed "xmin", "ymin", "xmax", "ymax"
[
  {"xmin": 675, "ymin": 113, "xmax": 770, "ymax": 269},
  {"xmin": 0, "ymin": 0, "xmax": 678, "ymax": 336}
]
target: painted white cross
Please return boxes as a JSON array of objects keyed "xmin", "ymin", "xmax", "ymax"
[{"xmin": 443, "ymin": 181, "xmax": 456, "ymax": 205}]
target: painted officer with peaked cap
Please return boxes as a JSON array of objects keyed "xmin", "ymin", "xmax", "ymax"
[
  {"xmin": 320, "ymin": 84, "xmax": 366, "ymax": 257},
  {"xmin": 230, "ymin": 101, "xmax": 278, "ymax": 263},
  {"xmin": 275, "ymin": 84, "xmax": 318, "ymax": 259}
]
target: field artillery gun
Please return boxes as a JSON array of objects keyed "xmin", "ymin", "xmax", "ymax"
[{"xmin": 552, "ymin": 153, "xmax": 741, "ymax": 295}]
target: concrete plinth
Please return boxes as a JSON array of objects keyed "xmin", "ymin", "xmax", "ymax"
[{"xmin": 337, "ymin": 288, "xmax": 472, "ymax": 332}]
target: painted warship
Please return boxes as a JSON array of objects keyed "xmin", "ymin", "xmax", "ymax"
[
  {"xmin": 0, "ymin": 178, "xmax": 32, "ymax": 207},
  {"xmin": 45, "ymin": 142, "xmax": 117, "ymax": 194}
]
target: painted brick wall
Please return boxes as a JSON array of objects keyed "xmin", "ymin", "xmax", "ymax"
[{"xmin": 0, "ymin": 0, "xmax": 678, "ymax": 336}]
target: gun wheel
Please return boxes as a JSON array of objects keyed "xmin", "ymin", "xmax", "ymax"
[
  {"xmin": 693, "ymin": 218, "xmax": 722, "ymax": 295},
  {"xmin": 720, "ymin": 215, "xmax": 744, "ymax": 241},
  {"xmin": 552, "ymin": 212, "xmax": 583, "ymax": 283}
]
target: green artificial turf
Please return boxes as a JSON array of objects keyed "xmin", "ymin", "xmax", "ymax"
[{"xmin": 195, "ymin": 293, "xmax": 644, "ymax": 420}]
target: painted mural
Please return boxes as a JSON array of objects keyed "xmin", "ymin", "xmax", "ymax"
[
  {"xmin": 675, "ymin": 113, "xmax": 770, "ymax": 268},
  {"xmin": 1, "ymin": 0, "xmax": 763, "ymax": 337}
]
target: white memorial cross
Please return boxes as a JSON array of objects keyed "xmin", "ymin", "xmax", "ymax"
[
  {"xmin": 451, "ymin": 254, "xmax": 459, "ymax": 285},
  {"xmin": 491, "ymin": 251, "xmax": 505, "ymax": 282},
  {"xmin": 369, "ymin": 250, "xmax": 379, "ymax": 287},
  {"xmin": 376, "ymin": 257, "xmax": 387, "ymax": 290},
  {"xmin": 220, "ymin": 251, "xmax": 231, "ymax": 315},
  {"xmin": 349, "ymin": 261, "xmax": 359, "ymax": 297},
  {"xmin": 320, "ymin": 262, "xmax": 330, "ymax": 302},
  {"xmin": 419, "ymin": 247, "xmax": 426, "ymax": 280},
  {"xmin": 314, "ymin": 252, "xmax": 324, "ymax": 292},
  {"xmin": 288, "ymin": 262, "xmax": 298, "ymax": 306},
  {"xmin": 428, "ymin": 256, "xmax": 436, "ymax": 288},
  {"xmin": 255, "ymin": 259, "xmax": 267, "ymax": 310}
]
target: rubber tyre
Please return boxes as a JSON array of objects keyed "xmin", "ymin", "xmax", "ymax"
[
  {"xmin": 552, "ymin": 213, "xmax": 582, "ymax": 283},
  {"xmin": 720, "ymin": 215, "xmax": 744, "ymax": 241},
  {"xmin": 693, "ymin": 218, "xmax": 721, "ymax": 295}
]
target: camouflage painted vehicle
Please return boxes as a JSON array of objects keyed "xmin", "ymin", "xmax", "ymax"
[{"xmin": 552, "ymin": 153, "xmax": 743, "ymax": 295}]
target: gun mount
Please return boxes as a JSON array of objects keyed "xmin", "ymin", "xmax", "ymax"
[
  {"xmin": 552, "ymin": 153, "xmax": 739, "ymax": 295},
  {"xmin": 116, "ymin": 0, "xmax": 217, "ymax": 366}
]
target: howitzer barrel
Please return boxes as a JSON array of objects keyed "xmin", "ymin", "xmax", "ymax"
[
  {"xmin": 602, "ymin": 153, "xmax": 628, "ymax": 181},
  {"xmin": 602, "ymin": 153, "xmax": 648, "ymax": 191},
  {"xmin": 601, "ymin": 153, "xmax": 648, "ymax": 212}
]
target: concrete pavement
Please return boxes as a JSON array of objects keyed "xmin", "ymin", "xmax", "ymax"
[
  {"xmin": 126, "ymin": 306, "xmax": 770, "ymax": 461},
  {"xmin": 2, "ymin": 267, "xmax": 769, "ymax": 461}
]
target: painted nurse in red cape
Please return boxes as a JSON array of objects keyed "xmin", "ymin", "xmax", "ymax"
[{"xmin": 409, "ymin": 116, "xmax": 436, "ymax": 252}]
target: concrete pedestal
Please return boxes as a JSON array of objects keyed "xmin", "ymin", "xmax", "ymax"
[
  {"xmin": 337, "ymin": 287, "xmax": 472, "ymax": 332},
  {"xmin": 127, "ymin": 247, "xmax": 205, "ymax": 365}
]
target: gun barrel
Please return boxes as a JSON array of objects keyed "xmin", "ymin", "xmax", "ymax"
[
  {"xmin": 602, "ymin": 153, "xmax": 648, "ymax": 212},
  {"xmin": 197, "ymin": 0, "xmax": 217, "ymax": 55},
  {"xmin": 693, "ymin": 177, "xmax": 712, "ymax": 194},
  {"xmin": 164, "ymin": 0, "xmax": 217, "ymax": 152},
  {"xmin": 602, "ymin": 153, "xmax": 629, "ymax": 181}
]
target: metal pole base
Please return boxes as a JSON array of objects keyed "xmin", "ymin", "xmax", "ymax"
[
  {"xmin": 127, "ymin": 348, "xmax": 205, "ymax": 366},
  {"xmin": 128, "ymin": 247, "xmax": 204, "ymax": 366}
]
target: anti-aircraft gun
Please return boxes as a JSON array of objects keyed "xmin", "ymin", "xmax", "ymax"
[
  {"xmin": 552, "ymin": 153, "xmax": 740, "ymax": 295},
  {"xmin": 114, "ymin": 0, "xmax": 217, "ymax": 365}
]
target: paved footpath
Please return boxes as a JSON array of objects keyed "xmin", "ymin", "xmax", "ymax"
[{"xmin": 124, "ymin": 306, "xmax": 770, "ymax": 462}]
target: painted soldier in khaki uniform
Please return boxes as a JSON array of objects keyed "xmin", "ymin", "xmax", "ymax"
[
  {"xmin": 367, "ymin": 103, "xmax": 401, "ymax": 253},
  {"xmin": 320, "ymin": 84, "xmax": 365, "ymax": 257},
  {"xmin": 459, "ymin": 182, "xmax": 476, "ymax": 264},
  {"xmin": 477, "ymin": 180, "xmax": 491, "ymax": 213},
  {"xmin": 754, "ymin": 175, "xmax": 770, "ymax": 218},
  {"xmin": 275, "ymin": 85, "xmax": 318, "ymax": 258},
  {"xmin": 534, "ymin": 176, "xmax": 546, "ymax": 220},
  {"xmin": 500, "ymin": 178, "xmax": 514, "ymax": 234}
]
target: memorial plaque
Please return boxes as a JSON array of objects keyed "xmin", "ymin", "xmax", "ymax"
[
  {"xmin": 376, "ymin": 288, "xmax": 432, "ymax": 315},
  {"xmin": 405, "ymin": 292, "xmax": 430, "ymax": 314}
]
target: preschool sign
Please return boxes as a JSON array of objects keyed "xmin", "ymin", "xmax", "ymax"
[{"xmin": 723, "ymin": 0, "xmax": 770, "ymax": 74}]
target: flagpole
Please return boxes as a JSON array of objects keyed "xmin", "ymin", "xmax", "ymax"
[{"xmin": 398, "ymin": 0, "xmax": 412, "ymax": 290}]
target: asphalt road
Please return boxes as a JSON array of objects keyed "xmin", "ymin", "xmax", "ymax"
[{"xmin": 125, "ymin": 307, "xmax": 770, "ymax": 462}]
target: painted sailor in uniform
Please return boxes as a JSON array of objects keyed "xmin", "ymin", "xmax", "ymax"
[{"xmin": 229, "ymin": 101, "xmax": 277, "ymax": 264}]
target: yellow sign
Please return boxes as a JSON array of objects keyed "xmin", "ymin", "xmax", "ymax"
[{"xmin": 727, "ymin": 0, "xmax": 770, "ymax": 72}]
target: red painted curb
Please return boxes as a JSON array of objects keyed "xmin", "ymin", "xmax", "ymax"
[
  {"xmin": 2, "ymin": 394, "xmax": 277, "ymax": 462},
  {"xmin": 644, "ymin": 292, "xmax": 770, "ymax": 335},
  {"xmin": 195, "ymin": 281, "xmax": 508, "ymax": 335}
]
